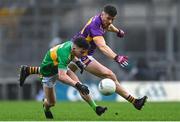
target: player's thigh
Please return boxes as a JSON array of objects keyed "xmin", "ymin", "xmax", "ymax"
[
  {"xmin": 85, "ymin": 59, "xmax": 115, "ymax": 79},
  {"xmin": 67, "ymin": 69, "xmax": 79, "ymax": 81}
]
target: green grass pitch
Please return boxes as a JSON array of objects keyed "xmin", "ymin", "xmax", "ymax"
[{"xmin": 0, "ymin": 101, "xmax": 180, "ymax": 121}]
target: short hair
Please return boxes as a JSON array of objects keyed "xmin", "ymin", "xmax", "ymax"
[
  {"xmin": 103, "ymin": 5, "xmax": 117, "ymax": 17},
  {"xmin": 73, "ymin": 37, "xmax": 90, "ymax": 50}
]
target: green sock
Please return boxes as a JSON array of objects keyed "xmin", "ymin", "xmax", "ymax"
[{"xmin": 88, "ymin": 100, "xmax": 97, "ymax": 111}]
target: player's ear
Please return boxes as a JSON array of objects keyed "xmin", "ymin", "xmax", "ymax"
[
  {"xmin": 72, "ymin": 44, "xmax": 76, "ymax": 50},
  {"xmin": 72, "ymin": 47, "xmax": 76, "ymax": 52},
  {"xmin": 101, "ymin": 11, "xmax": 105, "ymax": 17}
]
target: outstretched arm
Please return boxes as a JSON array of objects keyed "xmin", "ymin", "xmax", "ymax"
[
  {"xmin": 108, "ymin": 24, "xmax": 125, "ymax": 38},
  {"xmin": 93, "ymin": 36, "xmax": 128, "ymax": 67},
  {"xmin": 107, "ymin": 24, "xmax": 119, "ymax": 33},
  {"xmin": 58, "ymin": 69, "xmax": 78, "ymax": 86},
  {"xmin": 58, "ymin": 69, "xmax": 89, "ymax": 95},
  {"xmin": 93, "ymin": 36, "xmax": 116, "ymax": 60}
]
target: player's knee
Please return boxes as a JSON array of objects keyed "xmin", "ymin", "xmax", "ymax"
[{"xmin": 103, "ymin": 70, "xmax": 116, "ymax": 81}]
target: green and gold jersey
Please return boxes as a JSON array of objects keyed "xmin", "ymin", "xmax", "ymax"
[{"xmin": 40, "ymin": 41, "xmax": 74, "ymax": 77}]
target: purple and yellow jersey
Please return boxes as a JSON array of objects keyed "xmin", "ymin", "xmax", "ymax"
[{"xmin": 73, "ymin": 14, "xmax": 106, "ymax": 55}]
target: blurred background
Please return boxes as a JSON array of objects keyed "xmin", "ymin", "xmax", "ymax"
[{"xmin": 0, "ymin": 0, "xmax": 180, "ymax": 101}]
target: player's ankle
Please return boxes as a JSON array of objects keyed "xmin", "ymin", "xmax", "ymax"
[{"xmin": 43, "ymin": 99, "xmax": 50, "ymax": 110}]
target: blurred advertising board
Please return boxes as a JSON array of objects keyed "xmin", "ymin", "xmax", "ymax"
[{"xmin": 55, "ymin": 81, "xmax": 180, "ymax": 101}]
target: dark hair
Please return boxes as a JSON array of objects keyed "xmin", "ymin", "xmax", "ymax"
[
  {"xmin": 103, "ymin": 5, "xmax": 117, "ymax": 17},
  {"xmin": 73, "ymin": 37, "xmax": 90, "ymax": 50}
]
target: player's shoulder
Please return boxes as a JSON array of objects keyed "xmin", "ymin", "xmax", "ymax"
[
  {"xmin": 57, "ymin": 41, "xmax": 72, "ymax": 53},
  {"xmin": 90, "ymin": 14, "xmax": 102, "ymax": 26},
  {"xmin": 63, "ymin": 40, "xmax": 72, "ymax": 45},
  {"xmin": 59, "ymin": 40, "xmax": 72, "ymax": 47}
]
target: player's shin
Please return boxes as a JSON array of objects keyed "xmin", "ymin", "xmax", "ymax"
[
  {"xmin": 80, "ymin": 93, "xmax": 107, "ymax": 116},
  {"xmin": 115, "ymin": 81, "xmax": 135, "ymax": 104},
  {"xmin": 79, "ymin": 93, "xmax": 97, "ymax": 111}
]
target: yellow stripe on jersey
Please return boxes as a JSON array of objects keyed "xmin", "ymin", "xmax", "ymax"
[
  {"xmin": 86, "ymin": 35, "xmax": 92, "ymax": 42},
  {"xmin": 81, "ymin": 17, "xmax": 93, "ymax": 34},
  {"xmin": 50, "ymin": 45, "xmax": 59, "ymax": 66}
]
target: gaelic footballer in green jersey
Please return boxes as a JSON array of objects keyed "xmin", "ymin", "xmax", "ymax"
[
  {"xmin": 40, "ymin": 40, "xmax": 84, "ymax": 77},
  {"xmin": 21, "ymin": 37, "xmax": 107, "ymax": 119}
]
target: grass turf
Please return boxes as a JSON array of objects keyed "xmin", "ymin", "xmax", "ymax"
[{"xmin": 0, "ymin": 101, "xmax": 179, "ymax": 121}]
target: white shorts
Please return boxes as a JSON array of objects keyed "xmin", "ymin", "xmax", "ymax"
[
  {"xmin": 42, "ymin": 75, "xmax": 58, "ymax": 88},
  {"xmin": 69, "ymin": 55, "xmax": 94, "ymax": 68}
]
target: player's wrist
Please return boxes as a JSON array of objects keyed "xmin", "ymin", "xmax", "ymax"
[
  {"xmin": 116, "ymin": 29, "xmax": 120, "ymax": 33},
  {"xmin": 114, "ymin": 55, "xmax": 119, "ymax": 62},
  {"xmin": 75, "ymin": 82, "xmax": 89, "ymax": 95},
  {"xmin": 117, "ymin": 29, "xmax": 125, "ymax": 38},
  {"xmin": 75, "ymin": 82, "xmax": 81, "ymax": 87}
]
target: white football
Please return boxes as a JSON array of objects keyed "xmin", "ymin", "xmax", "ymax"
[{"xmin": 98, "ymin": 78, "xmax": 116, "ymax": 96}]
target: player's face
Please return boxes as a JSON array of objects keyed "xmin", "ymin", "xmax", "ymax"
[
  {"xmin": 72, "ymin": 46, "xmax": 87, "ymax": 58},
  {"xmin": 101, "ymin": 12, "xmax": 116, "ymax": 28}
]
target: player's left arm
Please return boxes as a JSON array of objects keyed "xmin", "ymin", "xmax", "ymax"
[
  {"xmin": 107, "ymin": 24, "xmax": 125, "ymax": 38},
  {"xmin": 93, "ymin": 36, "xmax": 128, "ymax": 67},
  {"xmin": 93, "ymin": 36, "xmax": 116, "ymax": 59},
  {"xmin": 107, "ymin": 24, "xmax": 119, "ymax": 32}
]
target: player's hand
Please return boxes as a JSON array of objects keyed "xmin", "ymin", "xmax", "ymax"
[
  {"xmin": 114, "ymin": 55, "xmax": 128, "ymax": 67},
  {"xmin": 117, "ymin": 29, "xmax": 125, "ymax": 38},
  {"xmin": 75, "ymin": 61, "xmax": 84, "ymax": 74},
  {"xmin": 75, "ymin": 82, "xmax": 89, "ymax": 95}
]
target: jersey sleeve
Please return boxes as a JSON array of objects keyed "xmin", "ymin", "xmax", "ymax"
[{"xmin": 90, "ymin": 22, "xmax": 104, "ymax": 37}]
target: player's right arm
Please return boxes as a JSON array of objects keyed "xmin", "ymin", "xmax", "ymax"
[
  {"xmin": 58, "ymin": 69, "xmax": 89, "ymax": 95},
  {"xmin": 58, "ymin": 69, "xmax": 77, "ymax": 86}
]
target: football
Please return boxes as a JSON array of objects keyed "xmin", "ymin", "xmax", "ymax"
[{"xmin": 98, "ymin": 78, "xmax": 116, "ymax": 96}]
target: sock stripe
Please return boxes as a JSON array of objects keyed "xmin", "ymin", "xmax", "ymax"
[
  {"xmin": 36, "ymin": 67, "xmax": 40, "ymax": 74},
  {"xmin": 126, "ymin": 95, "xmax": 135, "ymax": 103},
  {"xmin": 31, "ymin": 67, "xmax": 33, "ymax": 74},
  {"xmin": 29, "ymin": 67, "xmax": 31, "ymax": 74},
  {"xmin": 33, "ymin": 67, "xmax": 34, "ymax": 73},
  {"xmin": 38, "ymin": 67, "xmax": 40, "ymax": 73},
  {"xmin": 132, "ymin": 98, "xmax": 135, "ymax": 103},
  {"xmin": 35, "ymin": 67, "xmax": 37, "ymax": 73},
  {"xmin": 127, "ymin": 95, "xmax": 130, "ymax": 100},
  {"xmin": 129, "ymin": 97, "xmax": 133, "ymax": 102},
  {"xmin": 28, "ymin": 67, "xmax": 40, "ymax": 74}
]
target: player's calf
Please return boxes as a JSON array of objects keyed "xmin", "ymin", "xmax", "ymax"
[{"xmin": 18, "ymin": 65, "xmax": 40, "ymax": 87}]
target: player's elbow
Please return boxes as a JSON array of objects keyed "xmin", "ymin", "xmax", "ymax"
[{"xmin": 58, "ymin": 74, "xmax": 66, "ymax": 81}]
